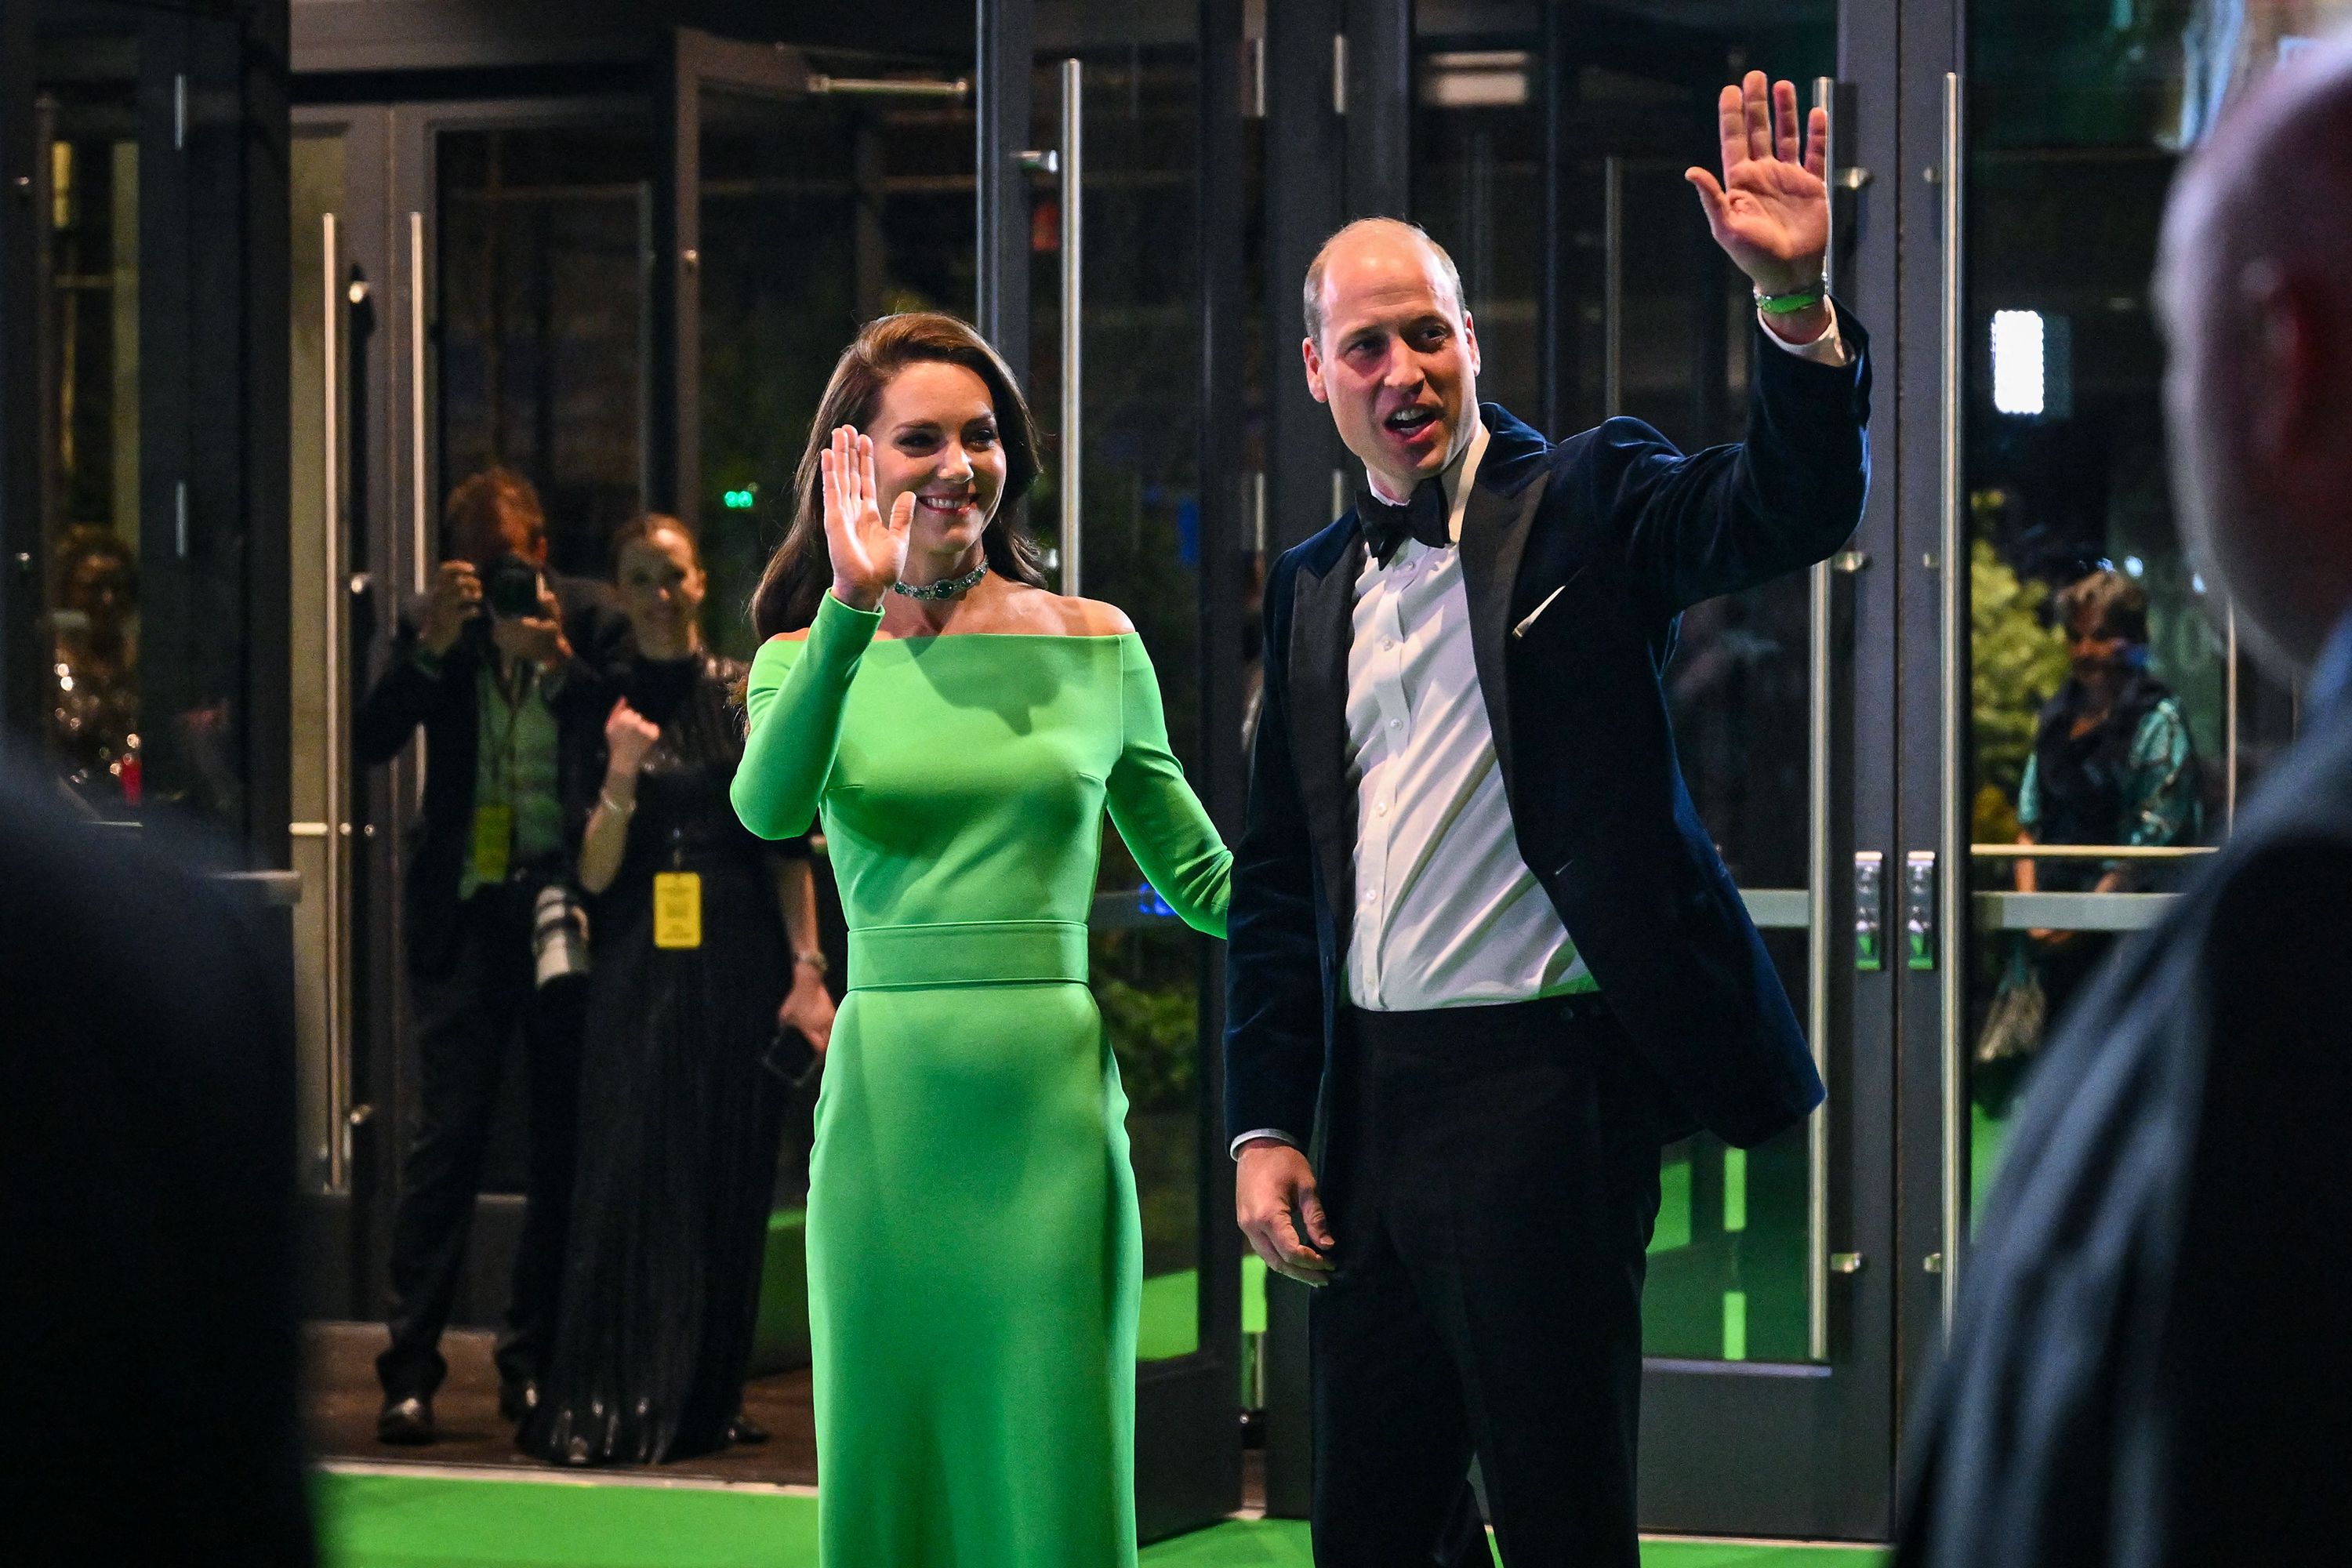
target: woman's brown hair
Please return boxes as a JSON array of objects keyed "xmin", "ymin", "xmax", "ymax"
[
  {"xmin": 748, "ymin": 312, "xmax": 1047, "ymax": 638},
  {"xmin": 610, "ymin": 511, "xmax": 701, "ymax": 575}
]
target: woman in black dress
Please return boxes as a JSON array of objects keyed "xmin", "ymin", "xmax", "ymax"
[
  {"xmin": 1985, "ymin": 569, "xmax": 2201, "ymax": 1112},
  {"xmin": 522, "ymin": 513, "xmax": 836, "ymax": 1465}
]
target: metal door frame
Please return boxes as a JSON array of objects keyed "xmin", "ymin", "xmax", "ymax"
[
  {"xmin": 303, "ymin": 89, "xmax": 653, "ymax": 1327},
  {"xmin": 1891, "ymin": 0, "xmax": 1965, "ymax": 1457},
  {"xmin": 289, "ymin": 101, "xmax": 396, "ymax": 1319}
]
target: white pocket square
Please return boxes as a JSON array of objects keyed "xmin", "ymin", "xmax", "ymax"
[{"xmin": 1512, "ymin": 581, "xmax": 1570, "ymax": 639}]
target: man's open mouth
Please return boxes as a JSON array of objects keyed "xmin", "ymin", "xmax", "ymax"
[{"xmin": 1384, "ymin": 407, "xmax": 1439, "ymax": 435}]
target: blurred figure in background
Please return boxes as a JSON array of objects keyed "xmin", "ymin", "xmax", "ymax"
[
  {"xmin": 1979, "ymin": 569, "xmax": 2200, "ymax": 1113},
  {"xmin": 521, "ymin": 513, "xmax": 833, "ymax": 1466},
  {"xmin": 357, "ymin": 466, "xmax": 626, "ymax": 1443},
  {"xmin": 47, "ymin": 524, "xmax": 142, "ymax": 808},
  {"xmin": 2, "ymin": 757, "xmax": 314, "ymax": 1566},
  {"xmin": 1898, "ymin": 33, "xmax": 2352, "ymax": 1567}
]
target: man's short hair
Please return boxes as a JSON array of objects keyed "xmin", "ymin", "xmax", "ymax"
[
  {"xmin": 443, "ymin": 466, "xmax": 545, "ymax": 561},
  {"xmin": 1303, "ymin": 218, "xmax": 1468, "ymax": 349}
]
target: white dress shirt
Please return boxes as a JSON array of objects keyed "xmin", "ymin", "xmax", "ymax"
[
  {"xmin": 1232, "ymin": 308, "xmax": 1849, "ymax": 1154},
  {"xmin": 1343, "ymin": 418, "xmax": 1594, "ymax": 1011}
]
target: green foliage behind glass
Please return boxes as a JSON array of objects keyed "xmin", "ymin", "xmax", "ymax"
[
  {"xmin": 1972, "ymin": 536, "xmax": 2069, "ymax": 841},
  {"xmin": 1090, "ymin": 927, "xmax": 1199, "ymax": 1112}
]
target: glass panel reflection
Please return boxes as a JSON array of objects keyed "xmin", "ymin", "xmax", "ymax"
[
  {"xmin": 695, "ymin": 78, "xmax": 980, "ymax": 662},
  {"xmin": 36, "ymin": 63, "xmax": 142, "ymax": 813},
  {"xmin": 1963, "ymin": 1, "xmax": 2308, "ymax": 1210},
  {"xmin": 436, "ymin": 125, "xmax": 655, "ymax": 583}
]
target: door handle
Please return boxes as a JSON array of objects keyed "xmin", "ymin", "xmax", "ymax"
[
  {"xmin": 1936, "ymin": 70, "xmax": 1967, "ymax": 1323},
  {"xmin": 318, "ymin": 211, "xmax": 354, "ymax": 1194},
  {"xmin": 408, "ymin": 209, "xmax": 429, "ymax": 597},
  {"xmin": 1805, "ymin": 75, "xmax": 1842, "ymax": 1365}
]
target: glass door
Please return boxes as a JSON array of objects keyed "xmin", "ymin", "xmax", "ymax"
[
  {"xmin": 1395, "ymin": 3, "xmax": 1899, "ymax": 1538},
  {"xmin": 288, "ymin": 105, "xmax": 394, "ymax": 1318},
  {"xmin": 12, "ymin": 0, "xmax": 283, "ymax": 845},
  {"xmin": 338, "ymin": 93, "xmax": 661, "ymax": 1327},
  {"xmin": 1950, "ymin": 0, "xmax": 2307, "ymax": 1276},
  {"xmin": 1014, "ymin": 8, "xmax": 1252, "ymax": 1537}
]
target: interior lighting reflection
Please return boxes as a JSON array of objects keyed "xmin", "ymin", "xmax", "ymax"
[{"xmin": 1991, "ymin": 309, "xmax": 2045, "ymax": 416}]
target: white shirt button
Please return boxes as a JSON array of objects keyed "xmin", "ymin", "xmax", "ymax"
[
  {"xmin": 1381, "ymin": 637, "xmax": 1397, "ymax": 652},
  {"xmin": 1388, "ymin": 718, "xmax": 1401, "ymax": 730},
  {"xmin": 1376, "ymin": 800, "xmax": 1389, "ymax": 817}
]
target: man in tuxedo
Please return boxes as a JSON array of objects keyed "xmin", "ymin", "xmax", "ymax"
[
  {"xmin": 1225, "ymin": 73, "xmax": 1871, "ymax": 1566},
  {"xmin": 357, "ymin": 467, "xmax": 625, "ymax": 1442},
  {"xmin": 1895, "ymin": 38, "xmax": 2352, "ymax": 1566}
]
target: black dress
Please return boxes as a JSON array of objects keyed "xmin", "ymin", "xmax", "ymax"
[{"xmin": 521, "ymin": 652, "xmax": 803, "ymax": 1465}]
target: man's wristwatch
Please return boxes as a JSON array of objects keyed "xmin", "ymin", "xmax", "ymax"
[{"xmin": 794, "ymin": 950, "xmax": 829, "ymax": 977}]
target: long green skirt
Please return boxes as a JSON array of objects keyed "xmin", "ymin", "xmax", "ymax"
[{"xmin": 807, "ymin": 971, "xmax": 1140, "ymax": 1568}]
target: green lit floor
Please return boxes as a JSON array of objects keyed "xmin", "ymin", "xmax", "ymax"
[{"xmin": 317, "ymin": 1471, "xmax": 1886, "ymax": 1568}]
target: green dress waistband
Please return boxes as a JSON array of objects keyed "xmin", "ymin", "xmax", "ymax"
[{"xmin": 847, "ymin": 920, "xmax": 1091, "ymax": 991}]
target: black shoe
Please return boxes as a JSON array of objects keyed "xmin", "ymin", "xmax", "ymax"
[
  {"xmin": 498, "ymin": 1379, "xmax": 540, "ymax": 1424},
  {"xmin": 377, "ymin": 1394, "xmax": 435, "ymax": 1445},
  {"xmin": 727, "ymin": 1414, "xmax": 769, "ymax": 1446}
]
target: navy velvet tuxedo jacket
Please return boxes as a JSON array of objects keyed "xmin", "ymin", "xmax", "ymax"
[{"xmin": 1225, "ymin": 313, "xmax": 1872, "ymax": 1152}]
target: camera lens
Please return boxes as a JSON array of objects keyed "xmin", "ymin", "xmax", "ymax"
[{"xmin": 485, "ymin": 553, "xmax": 541, "ymax": 619}]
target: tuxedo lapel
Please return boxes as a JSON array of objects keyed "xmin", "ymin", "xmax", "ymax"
[
  {"xmin": 1287, "ymin": 531, "xmax": 1363, "ymax": 960},
  {"xmin": 1456, "ymin": 467, "xmax": 1548, "ymax": 791}
]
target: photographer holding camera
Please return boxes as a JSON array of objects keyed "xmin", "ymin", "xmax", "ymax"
[{"xmin": 356, "ymin": 466, "xmax": 629, "ymax": 1444}]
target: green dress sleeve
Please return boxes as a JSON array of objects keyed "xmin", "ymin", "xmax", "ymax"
[
  {"xmin": 1105, "ymin": 633, "xmax": 1232, "ymax": 938},
  {"xmin": 731, "ymin": 591, "xmax": 884, "ymax": 840}
]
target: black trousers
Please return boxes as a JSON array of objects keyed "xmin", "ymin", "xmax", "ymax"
[
  {"xmin": 378, "ymin": 882, "xmax": 584, "ymax": 1399},
  {"xmin": 1309, "ymin": 996, "xmax": 1665, "ymax": 1568}
]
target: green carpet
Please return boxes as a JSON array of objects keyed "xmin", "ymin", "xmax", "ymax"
[{"xmin": 317, "ymin": 1472, "xmax": 1886, "ymax": 1568}]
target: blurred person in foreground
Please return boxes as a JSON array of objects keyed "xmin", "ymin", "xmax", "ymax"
[
  {"xmin": 1, "ymin": 758, "xmax": 313, "ymax": 1565},
  {"xmin": 1896, "ymin": 34, "xmax": 2352, "ymax": 1567},
  {"xmin": 521, "ymin": 514, "xmax": 834, "ymax": 1466},
  {"xmin": 356, "ymin": 466, "xmax": 626, "ymax": 1443}
]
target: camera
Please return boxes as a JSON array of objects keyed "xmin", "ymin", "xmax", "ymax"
[
  {"xmin": 532, "ymin": 882, "xmax": 590, "ymax": 989},
  {"xmin": 485, "ymin": 552, "xmax": 545, "ymax": 619}
]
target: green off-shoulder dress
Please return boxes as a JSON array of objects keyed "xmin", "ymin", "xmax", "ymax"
[{"xmin": 732, "ymin": 591, "xmax": 1230, "ymax": 1568}]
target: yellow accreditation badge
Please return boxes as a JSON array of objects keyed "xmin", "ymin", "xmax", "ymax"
[
  {"xmin": 470, "ymin": 802, "xmax": 514, "ymax": 884},
  {"xmin": 653, "ymin": 870, "xmax": 703, "ymax": 949}
]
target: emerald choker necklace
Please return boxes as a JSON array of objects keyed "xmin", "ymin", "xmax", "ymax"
[{"xmin": 889, "ymin": 561, "xmax": 989, "ymax": 601}]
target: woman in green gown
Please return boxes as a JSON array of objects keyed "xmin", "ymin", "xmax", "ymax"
[{"xmin": 731, "ymin": 313, "xmax": 1230, "ymax": 1567}]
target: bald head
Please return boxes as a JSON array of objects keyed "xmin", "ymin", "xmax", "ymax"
[
  {"xmin": 1303, "ymin": 220, "xmax": 1467, "ymax": 351},
  {"xmin": 2158, "ymin": 32, "xmax": 2352, "ymax": 674}
]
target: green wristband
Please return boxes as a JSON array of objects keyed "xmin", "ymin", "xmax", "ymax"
[{"xmin": 1755, "ymin": 281, "xmax": 1826, "ymax": 316}]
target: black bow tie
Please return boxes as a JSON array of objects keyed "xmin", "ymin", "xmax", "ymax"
[{"xmin": 1357, "ymin": 477, "xmax": 1450, "ymax": 567}]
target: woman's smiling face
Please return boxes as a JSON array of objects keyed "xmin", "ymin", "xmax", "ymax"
[
  {"xmin": 866, "ymin": 359, "xmax": 1007, "ymax": 560},
  {"xmin": 616, "ymin": 523, "xmax": 703, "ymax": 648}
]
